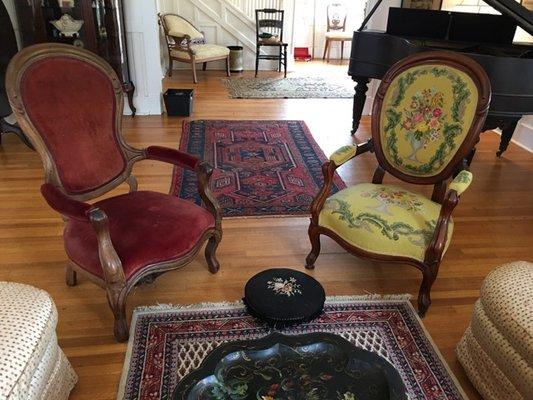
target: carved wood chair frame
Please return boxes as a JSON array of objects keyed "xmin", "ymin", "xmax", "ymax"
[
  {"xmin": 6, "ymin": 43, "xmax": 222, "ymax": 341},
  {"xmin": 157, "ymin": 13, "xmax": 230, "ymax": 83},
  {"xmin": 306, "ymin": 51, "xmax": 491, "ymax": 316},
  {"xmin": 323, "ymin": 2, "xmax": 351, "ymax": 62}
]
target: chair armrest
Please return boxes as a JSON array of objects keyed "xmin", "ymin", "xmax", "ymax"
[
  {"xmin": 310, "ymin": 140, "xmax": 372, "ymax": 223},
  {"xmin": 449, "ymin": 170, "xmax": 473, "ymax": 196},
  {"xmin": 87, "ymin": 208, "xmax": 125, "ymax": 286},
  {"xmin": 41, "ymin": 184, "xmax": 92, "ymax": 222},
  {"xmin": 329, "ymin": 140, "xmax": 373, "ymax": 168},
  {"xmin": 196, "ymin": 162, "xmax": 221, "ymax": 227},
  {"xmin": 424, "ymin": 190, "xmax": 459, "ymax": 264},
  {"xmin": 145, "ymin": 146, "xmax": 200, "ymax": 171},
  {"xmin": 426, "ymin": 171, "xmax": 472, "ymax": 259}
]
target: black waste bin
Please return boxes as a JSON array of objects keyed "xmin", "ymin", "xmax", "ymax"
[{"xmin": 163, "ymin": 89, "xmax": 193, "ymax": 116}]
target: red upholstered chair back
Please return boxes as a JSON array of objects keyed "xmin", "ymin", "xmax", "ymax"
[{"xmin": 6, "ymin": 44, "xmax": 137, "ymax": 199}]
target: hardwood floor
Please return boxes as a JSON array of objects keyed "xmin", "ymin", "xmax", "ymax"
[{"xmin": 1, "ymin": 65, "xmax": 532, "ymax": 399}]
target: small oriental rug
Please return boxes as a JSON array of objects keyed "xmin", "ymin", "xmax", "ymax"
[
  {"xmin": 171, "ymin": 120, "xmax": 346, "ymax": 217},
  {"xmin": 118, "ymin": 296, "xmax": 467, "ymax": 400},
  {"xmin": 222, "ymin": 76, "xmax": 353, "ymax": 98}
]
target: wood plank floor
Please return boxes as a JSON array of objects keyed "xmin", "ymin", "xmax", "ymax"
[{"xmin": 0, "ymin": 64, "xmax": 531, "ymax": 399}]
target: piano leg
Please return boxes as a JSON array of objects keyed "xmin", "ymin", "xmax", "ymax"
[
  {"xmin": 351, "ymin": 77, "xmax": 370, "ymax": 136},
  {"xmin": 496, "ymin": 119, "xmax": 519, "ymax": 157}
]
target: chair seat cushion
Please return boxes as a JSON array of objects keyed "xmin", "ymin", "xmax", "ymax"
[
  {"xmin": 319, "ymin": 183, "xmax": 453, "ymax": 261},
  {"xmin": 64, "ymin": 191, "xmax": 215, "ymax": 281},
  {"xmin": 258, "ymin": 39, "xmax": 286, "ymax": 45},
  {"xmin": 171, "ymin": 44, "xmax": 229, "ymax": 61},
  {"xmin": 325, "ymin": 31, "xmax": 352, "ymax": 40}
]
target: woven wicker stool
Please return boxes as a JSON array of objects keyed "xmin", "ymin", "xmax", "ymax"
[
  {"xmin": 456, "ymin": 261, "xmax": 532, "ymax": 400},
  {"xmin": 0, "ymin": 282, "xmax": 77, "ymax": 399}
]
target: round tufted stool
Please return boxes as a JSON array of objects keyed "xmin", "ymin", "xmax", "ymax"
[
  {"xmin": 456, "ymin": 261, "xmax": 532, "ymax": 400},
  {"xmin": 0, "ymin": 282, "xmax": 77, "ymax": 399}
]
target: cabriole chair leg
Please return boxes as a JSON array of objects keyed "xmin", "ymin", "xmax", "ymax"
[
  {"xmin": 107, "ymin": 288, "xmax": 129, "ymax": 342},
  {"xmin": 205, "ymin": 233, "xmax": 221, "ymax": 274},
  {"xmin": 66, "ymin": 264, "xmax": 77, "ymax": 286},
  {"xmin": 305, "ymin": 225, "xmax": 321, "ymax": 269},
  {"xmin": 417, "ymin": 262, "xmax": 440, "ymax": 317}
]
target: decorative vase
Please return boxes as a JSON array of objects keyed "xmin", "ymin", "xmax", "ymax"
[
  {"xmin": 407, "ymin": 136, "xmax": 424, "ymax": 162},
  {"xmin": 50, "ymin": 14, "xmax": 84, "ymax": 37}
]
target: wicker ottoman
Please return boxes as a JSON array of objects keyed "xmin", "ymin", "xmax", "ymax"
[
  {"xmin": 0, "ymin": 282, "xmax": 77, "ymax": 399},
  {"xmin": 456, "ymin": 261, "xmax": 532, "ymax": 400}
]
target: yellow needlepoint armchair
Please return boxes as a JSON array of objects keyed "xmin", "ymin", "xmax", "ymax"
[
  {"xmin": 306, "ymin": 51, "xmax": 491, "ymax": 316},
  {"xmin": 158, "ymin": 13, "xmax": 230, "ymax": 83}
]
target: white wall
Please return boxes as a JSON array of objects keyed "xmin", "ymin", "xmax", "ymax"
[{"xmin": 124, "ymin": 0, "xmax": 163, "ymax": 115}]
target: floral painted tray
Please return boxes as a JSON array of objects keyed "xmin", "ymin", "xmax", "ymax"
[{"xmin": 172, "ymin": 332, "xmax": 407, "ymax": 400}]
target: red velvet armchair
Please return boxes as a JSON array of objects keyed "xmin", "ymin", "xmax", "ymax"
[{"xmin": 6, "ymin": 44, "xmax": 222, "ymax": 342}]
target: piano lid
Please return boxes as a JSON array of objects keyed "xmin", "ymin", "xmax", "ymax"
[
  {"xmin": 359, "ymin": 0, "xmax": 532, "ymax": 36},
  {"xmin": 483, "ymin": 0, "xmax": 533, "ymax": 35}
]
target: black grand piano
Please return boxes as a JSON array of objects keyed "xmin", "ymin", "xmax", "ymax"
[{"xmin": 349, "ymin": 0, "xmax": 533, "ymax": 156}]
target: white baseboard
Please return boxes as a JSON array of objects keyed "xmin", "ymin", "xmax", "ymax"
[
  {"xmin": 494, "ymin": 117, "xmax": 533, "ymax": 153},
  {"xmin": 511, "ymin": 117, "xmax": 533, "ymax": 153}
]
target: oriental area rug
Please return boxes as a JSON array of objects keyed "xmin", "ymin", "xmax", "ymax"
[
  {"xmin": 222, "ymin": 76, "xmax": 354, "ymax": 98},
  {"xmin": 171, "ymin": 120, "xmax": 346, "ymax": 217},
  {"xmin": 118, "ymin": 296, "xmax": 467, "ymax": 400}
]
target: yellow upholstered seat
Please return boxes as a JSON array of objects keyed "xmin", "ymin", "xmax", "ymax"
[
  {"xmin": 319, "ymin": 183, "xmax": 453, "ymax": 261},
  {"xmin": 325, "ymin": 31, "xmax": 352, "ymax": 40},
  {"xmin": 170, "ymin": 44, "xmax": 230, "ymax": 61}
]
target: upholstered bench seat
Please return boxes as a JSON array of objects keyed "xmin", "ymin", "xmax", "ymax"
[
  {"xmin": 170, "ymin": 44, "xmax": 229, "ymax": 61},
  {"xmin": 0, "ymin": 282, "xmax": 77, "ymax": 399},
  {"xmin": 456, "ymin": 261, "xmax": 532, "ymax": 400}
]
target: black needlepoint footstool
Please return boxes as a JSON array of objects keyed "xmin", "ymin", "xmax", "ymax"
[{"xmin": 243, "ymin": 268, "xmax": 325, "ymax": 327}]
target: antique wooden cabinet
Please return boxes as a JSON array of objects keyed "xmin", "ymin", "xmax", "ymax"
[{"xmin": 14, "ymin": 0, "xmax": 136, "ymax": 115}]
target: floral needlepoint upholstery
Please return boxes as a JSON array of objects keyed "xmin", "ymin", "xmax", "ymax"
[
  {"xmin": 319, "ymin": 183, "xmax": 453, "ymax": 261},
  {"xmin": 449, "ymin": 170, "xmax": 473, "ymax": 195},
  {"xmin": 379, "ymin": 65, "xmax": 478, "ymax": 177},
  {"xmin": 330, "ymin": 145, "xmax": 358, "ymax": 167}
]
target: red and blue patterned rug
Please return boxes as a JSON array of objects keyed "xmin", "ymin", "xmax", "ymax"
[
  {"xmin": 118, "ymin": 297, "xmax": 467, "ymax": 400},
  {"xmin": 170, "ymin": 120, "xmax": 346, "ymax": 217}
]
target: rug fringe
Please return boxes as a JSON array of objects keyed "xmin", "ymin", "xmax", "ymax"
[
  {"xmin": 132, "ymin": 294, "xmax": 412, "ymax": 314},
  {"xmin": 134, "ymin": 299, "xmax": 245, "ymax": 313},
  {"xmin": 327, "ymin": 294, "xmax": 412, "ymax": 301}
]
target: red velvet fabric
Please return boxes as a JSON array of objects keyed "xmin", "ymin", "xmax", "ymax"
[
  {"xmin": 146, "ymin": 146, "xmax": 199, "ymax": 170},
  {"xmin": 63, "ymin": 191, "xmax": 215, "ymax": 280},
  {"xmin": 41, "ymin": 183, "xmax": 91, "ymax": 222},
  {"xmin": 20, "ymin": 56, "xmax": 126, "ymax": 195}
]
